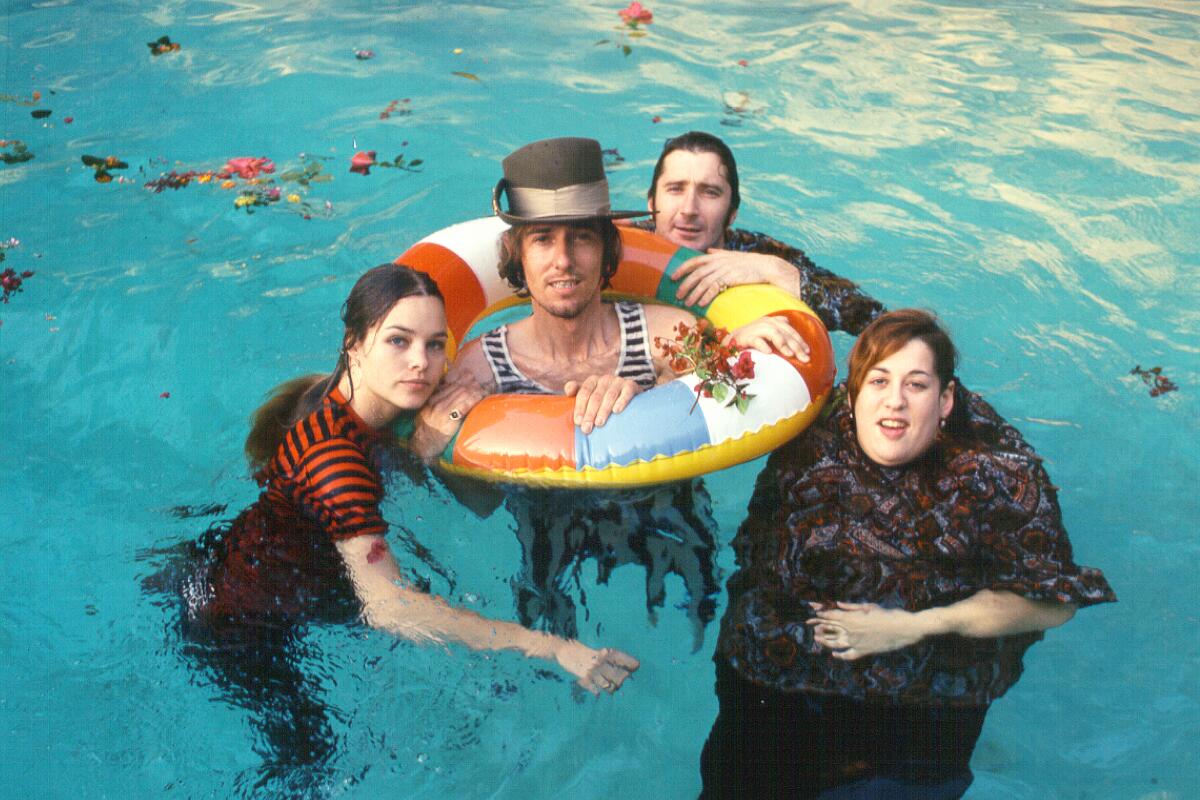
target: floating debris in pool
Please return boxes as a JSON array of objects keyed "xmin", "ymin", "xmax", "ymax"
[
  {"xmin": 277, "ymin": 154, "xmax": 333, "ymax": 186},
  {"xmin": 602, "ymin": 147, "xmax": 625, "ymax": 167},
  {"xmin": 619, "ymin": 1, "xmax": 653, "ymax": 27},
  {"xmin": 144, "ymin": 169, "xmax": 216, "ymax": 192},
  {"xmin": 452, "ymin": 48, "xmax": 463, "ymax": 55},
  {"xmin": 721, "ymin": 91, "xmax": 754, "ymax": 127},
  {"xmin": 349, "ymin": 150, "xmax": 376, "ymax": 175},
  {"xmin": 31, "ymin": 109, "xmax": 51, "ymax": 119},
  {"xmin": 0, "ymin": 91, "xmax": 40, "ymax": 107},
  {"xmin": 737, "ymin": 59, "xmax": 749, "ymax": 67},
  {"xmin": 1130, "ymin": 365, "xmax": 1178, "ymax": 397},
  {"xmin": 0, "ymin": 140, "xmax": 33, "ymax": 165},
  {"xmin": 375, "ymin": 151, "xmax": 423, "ymax": 172},
  {"xmin": 222, "ymin": 156, "xmax": 275, "ymax": 179},
  {"xmin": 355, "ymin": 49, "xmax": 375, "ymax": 60},
  {"xmin": 379, "ymin": 98, "xmax": 411, "ymax": 120},
  {"xmin": 148, "ymin": 35, "xmax": 181, "ymax": 56},
  {"xmin": 234, "ymin": 185, "xmax": 281, "ymax": 212},
  {"xmin": 597, "ymin": 1, "xmax": 653, "ymax": 55},
  {"xmin": 1, "ymin": 268, "xmax": 35, "ymax": 304},
  {"xmin": 160, "ymin": 391, "xmax": 171, "ymax": 399},
  {"xmin": 452, "ymin": 70, "xmax": 481, "ymax": 82},
  {"xmin": 651, "ymin": 115, "xmax": 662, "ymax": 123},
  {"xmin": 64, "ymin": 116, "xmax": 73, "ymax": 124},
  {"xmin": 82, "ymin": 154, "xmax": 129, "ymax": 183}
]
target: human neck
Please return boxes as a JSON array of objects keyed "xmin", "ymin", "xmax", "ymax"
[
  {"xmin": 337, "ymin": 373, "xmax": 397, "ymax": 430},
  {"xmin": 527, "ymin": 298, "xmax": 615, "ymax": 361}
]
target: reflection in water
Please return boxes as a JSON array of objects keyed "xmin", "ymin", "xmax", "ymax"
[{"xmin": 506, "ymin": 481, "xmax": 722, "ymax": 652}]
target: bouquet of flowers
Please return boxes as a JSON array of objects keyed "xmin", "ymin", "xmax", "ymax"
[{"xmin": 656, "ymin": 320, "xmax": 756, "ymax": 414}]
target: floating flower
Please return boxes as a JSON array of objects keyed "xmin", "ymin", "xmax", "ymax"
[
  {"xmin": 220, "ymin": 179, "xmax": 236, "ymax": 189},
  {"xmin": 737, "ymin": 59, "xmax": 748, "ymax": 67},
  {"xmin": 1130, "ymin": 365, "xmax": 1178, "ymax": 397},
  {"xmin": 651, "ymin": 115, "xmax": 662, "ymax": 123},
  {"xmin": 618, "ymin": 1, "xmax": 653, "ymax": 27},
  {"xmin": 1, "ymin": 268, "xmax": 34, "ymax": 303},
  {"xmin": 64, "ymin": 116, "xmax": 74, "ymax": 123},
  {"xmin": 287, "ymin": 193, "xmax": 300, "ymax": 203},
  {"xmin": 159, "ymin": 391, "xmax": 171, "ymax": 399},
  {"xmin": 222, "ymin": 156, "xmax": 275, "ymax": 179},
  {"xmin": 355, "ymin": 49, "xmax": 375, "ymax": 60},
  {"xmin": 655, "ymin": 320, "xmax": 756, "ymax": 413},
  {"xmin": 349, "ymin": 150, "xmax": 377, "ymax": 175}
]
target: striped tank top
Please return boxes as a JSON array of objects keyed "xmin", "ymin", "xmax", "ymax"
[{"xmin": 480, "ymin": 301, "xmax": 658, "ymax": 394}]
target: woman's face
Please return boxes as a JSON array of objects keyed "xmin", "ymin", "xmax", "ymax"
[
  {"xmin": 853, "ymin": 338, "xmax": 954, "ymax": 467},
  {"xmin": 347, "ymin": 295, "xmax": 448, "ymax": 424}
]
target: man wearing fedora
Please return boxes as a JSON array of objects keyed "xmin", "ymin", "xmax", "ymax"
[
  {"xmin": 409, "ymin": 136, "xmax": 803, "ymax": 647},
  {"xmin": 429, "ymin": 136, "xmax": 806, "ymax": 435}
]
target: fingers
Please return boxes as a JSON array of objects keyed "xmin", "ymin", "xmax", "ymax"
[
  {"xmin": 587, "ymin": 649, "xmax": 640, "ymax": 694},
  {"xmin": 572, "ymin": 376, "xmax": 637, "ymax": 434},
  {"xmin": 736, "ymin": 318, "xmax": 810, "ymax": 362},
  {"xmin": 671, "ymin": 255, "xmax": 727, "ymax": 307}
]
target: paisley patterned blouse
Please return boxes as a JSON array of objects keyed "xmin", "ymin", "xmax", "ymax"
[{"xmin": 717, "ymin": 385, "xmax": 1116, "ymax": 706}]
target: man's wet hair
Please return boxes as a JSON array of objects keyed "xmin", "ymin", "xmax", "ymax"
[{"xmin": 647, "ymin": 131, "xmax": 741, "ymax": 222}]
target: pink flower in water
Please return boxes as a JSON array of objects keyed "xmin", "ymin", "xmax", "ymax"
[
  {"xmin": 619, "ymin": 1, "xmax": 653, "ymax": 26},
  {"xmin": 349, "ymin": 150, "xmax": 376, "ymax": 175},
  {"xmin": 222, "ymin": 156, "xmax": 275, "ymax": 179},
  {"xmin": 355, "ymin": 49, "xmax": 375, "ymax": 60}
]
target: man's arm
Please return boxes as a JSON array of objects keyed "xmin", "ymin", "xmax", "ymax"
[{"xmin": 673, "ymin": 228, "xmax": 885, "ymax": 335}]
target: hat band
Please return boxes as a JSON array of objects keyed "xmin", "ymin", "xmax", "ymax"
[{"xmin": 505, "ymin": 178, "xmax": 612, "ymax": 219}]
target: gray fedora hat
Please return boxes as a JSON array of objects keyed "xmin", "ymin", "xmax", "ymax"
[{"xmin": 492, "ymin": 137, "xmax": 649, "ymax": 225}]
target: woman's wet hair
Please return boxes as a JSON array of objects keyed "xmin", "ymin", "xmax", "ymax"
[
  {"xmin": 846, "ymin": 309, "xmax": 958, "ymax": 404},
  {"xmin": 244, "ymin": 263, "xmax": 443, "ymax": 472},
  {"xmin": 647, "ymin": 131, "xmax": 741, "ymax": 223},
  {"xmin": 497, "ymin": 219, "xmax": 622, "ymax": 294}
]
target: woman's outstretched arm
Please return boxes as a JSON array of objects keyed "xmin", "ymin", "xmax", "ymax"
[
  {"xmin": 336, "ymin": 534, "xmax": 639, "ymax": 694},
  {"xmin": 806, "ymin": 590, "xmax": 1076, "ymax": 661}
]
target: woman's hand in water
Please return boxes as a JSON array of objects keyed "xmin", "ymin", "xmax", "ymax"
[
  {"xmin": 554, "ymin": 639, "xmax": 640, "ymax": 695},
  {"xmin": 410, "ymin": 373, "xmax": 488, "ymax": 461}
]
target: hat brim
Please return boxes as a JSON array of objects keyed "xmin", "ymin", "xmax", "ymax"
[{"xmin": 492, "ymin": 179, "xmax": 650, "ymax": 225}]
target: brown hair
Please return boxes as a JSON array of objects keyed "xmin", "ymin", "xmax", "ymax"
[
  {"xmin": 244, "ymin": 263, "xmax": 444, "ymax": 473},
  {"xmin": 497, "ymin": 219, "xmax": 622, "ymax": 295},
  {"xmin": 846, "ymin": 309, "xmax": 958, "ymax": 404}
]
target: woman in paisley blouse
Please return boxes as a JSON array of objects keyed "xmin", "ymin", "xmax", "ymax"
[{"xmin": 702, "ymin": 309, "xmax": 1116, "ymax": 799}]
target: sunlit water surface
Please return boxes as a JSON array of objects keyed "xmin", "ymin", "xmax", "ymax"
[{"xmin": 2, "ymin": 1, "xmax": 1197, "ymax": 798}]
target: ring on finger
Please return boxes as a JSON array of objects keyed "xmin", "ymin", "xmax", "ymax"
[
  {"xmin": 448, "ymin": 409, "xmax": 462, "ymax": 421},
  {"xmin": 716, "ymin": 280, "xmax": 729, "ymax": 292}
]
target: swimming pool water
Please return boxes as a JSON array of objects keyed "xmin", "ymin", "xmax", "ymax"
[{"xmin": 2, "ymin": 1, "xmax": 1197, "ymax": 797}]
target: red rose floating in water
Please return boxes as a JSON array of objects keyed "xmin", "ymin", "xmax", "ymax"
[
  {"xmin": 618, "ymin": 1, "xmax": 653, "ymax": 26},
  {"xmin": 349, "ymin": 151, "xmax": 377, "ymax": 175}
]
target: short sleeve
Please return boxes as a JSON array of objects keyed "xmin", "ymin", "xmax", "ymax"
[
  {"xmin": 295, "ymin": 436, "xmax": 388, "ymax": 542},
  {"xmin": 970, "ymin": 451, "xmax": 1116, "ymax": 607}
]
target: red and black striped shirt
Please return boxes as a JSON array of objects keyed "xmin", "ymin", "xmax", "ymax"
[{"xmin": 203, "ymin": 388, "xmax": 388, "ymax": 622}]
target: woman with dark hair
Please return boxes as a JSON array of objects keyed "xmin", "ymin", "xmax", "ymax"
[
  {"xmin": 701, "ymin": 309, "xmax": 1115, "ymax": 799},
  {"xmin": 155, "ymin": 263, "xmax": 637, "ymax": 779}
]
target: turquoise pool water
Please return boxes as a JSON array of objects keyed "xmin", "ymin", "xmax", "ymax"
[{"xmin": 2, "ymin": 1, "xmax": 1197, "ymax": 797}]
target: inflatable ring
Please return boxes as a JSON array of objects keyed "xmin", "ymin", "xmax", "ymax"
[{"xmin": 398, "ymin": 217, "xmax": 836, "ymax": 488}]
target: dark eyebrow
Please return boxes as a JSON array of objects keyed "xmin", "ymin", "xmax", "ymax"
[{"xmin": 382, "ymin": 325, "xmax": 447, "ymax": 338}]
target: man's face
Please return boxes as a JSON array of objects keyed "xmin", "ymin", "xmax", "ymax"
[
  {"xmin": 520, "ymin": 223, "xmax": 605, "ymax": 320},
  {"xmin": 649, "ymin": 150, "xmax": 737, "ymax": 251}
]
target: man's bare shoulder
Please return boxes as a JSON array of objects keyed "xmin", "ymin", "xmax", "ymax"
[
  {"xmin": 642, "ymin": 302, "xmax": 698, "ymax": 337},
  {"xmin": 447, "ymin": 337, "xmax": 496, "ymax": 387}
]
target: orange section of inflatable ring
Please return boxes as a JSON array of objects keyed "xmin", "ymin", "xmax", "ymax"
[
  {"xmin": 767, "ymin": 308, "xmax": 837, "ymax": 395},
  {"xmin": 395, "ymin": 242, "xmax": 486, "ymax": 346},
  {"xmin": 609, "ymin": 226, "xmax": 678, "ymax": 297},
  {"xmin": 452, "ymin": 393, "xmax": 577, "ymax": 473}
]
